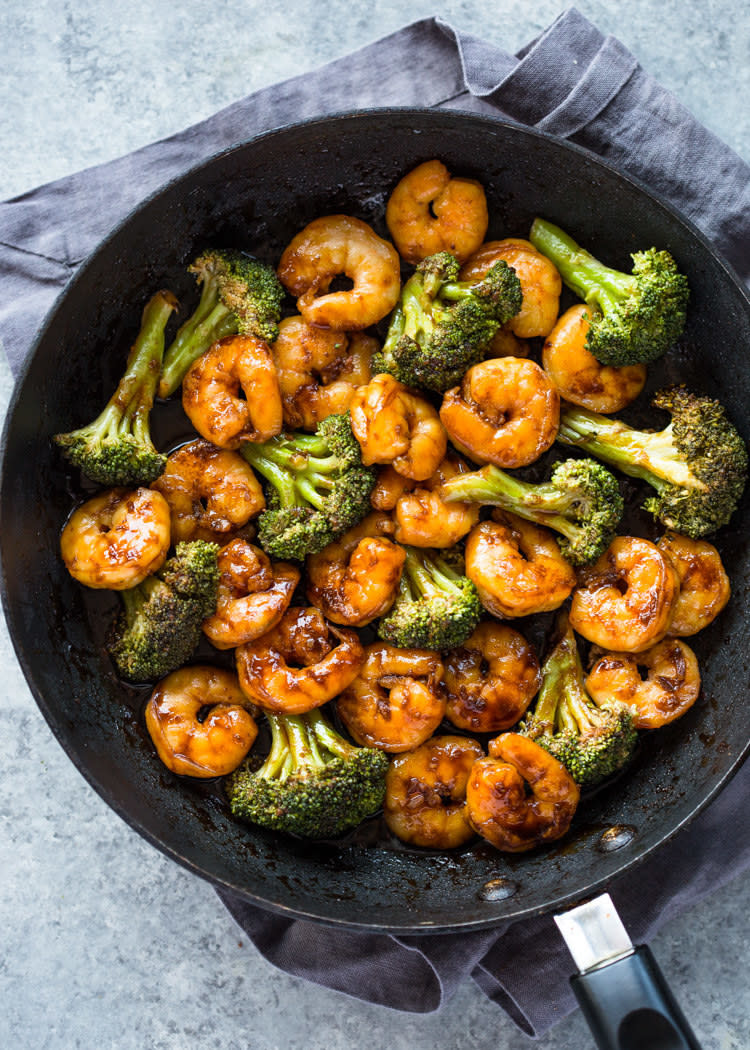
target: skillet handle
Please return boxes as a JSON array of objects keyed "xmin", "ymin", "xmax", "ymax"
[{"xmin": 571, "ymin": 945, "xmax": 703, "ymax": 1050}]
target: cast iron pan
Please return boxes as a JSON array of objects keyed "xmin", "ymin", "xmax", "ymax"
[{"xmin": 2, "ymin": 109, "xmax": 749, "ymax": 935}]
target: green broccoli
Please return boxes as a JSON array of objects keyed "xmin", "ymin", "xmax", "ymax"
[
  {"xmin": 520, "ymin": 612, "xmax": 637, "ymax": 787},
  {"xmin": 158, "ymin": 249, "xmax": 285, "ymax": 397},
  {"xmin": 529, "ymin": 217, "xmax": 689, "ymax": 366},
  {"xmin": 227, "ymin": 707, "xmax": 389, "ymax": 838},
  {"xmin": 440, "ymin": 458, "xmax": 622, "ymax": 566},
  {"xmin": 557, "ymin": 387, "xmax": 747, "ymax": 537},
  {"xmin": 108, "ymin": 540, "xmax": 220, "ymax": 682},
  {"xmin": 241, "ymin": 411, "xmax": 375, "ymax": 561},
  {"xmin": 54, "ymin": 290, "xmax": 178, "ymax": 486},
  {"xmin": 372, "ymin": 250, "xmax": 522, "ymax": 392}
]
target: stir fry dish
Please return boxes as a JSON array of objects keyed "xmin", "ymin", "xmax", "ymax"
[{"xmin": 55, "ymin": 159, "xmax": 748, "ymax": 855}]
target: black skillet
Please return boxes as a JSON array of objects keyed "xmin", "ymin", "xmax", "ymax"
[{"xmin": 2, "ymin": 110, "xmax": 749, "ymax": 939}]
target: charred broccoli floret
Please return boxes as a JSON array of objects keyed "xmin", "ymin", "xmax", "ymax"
[
  {"xmin": 557, "ymin": 387, "xmax": 747, "ymax": 537},
  {"xmin": 441, "ymin": 458, "xmax": 622, "ymax": 566},
  {"xmin": 54, "ymin": 290, "xmax": 177, "ymax": 486},
  {"xmin": 372, "ymin": 250, "xmax": 522, "ymax": 392},
  {"xmin": 158, "ymin": 249, "xmax": 285, "ymax": 397},
  {"xmin": 227, "ymin": 707, "xmax": 389, "ymax": 838},
  {"xmin": 529, "ymin": 218, "xmax": 689, "ymax": 366},
  {"xmin": 108, "ymin": 540, "xmax": 220, "ymax": 682}
]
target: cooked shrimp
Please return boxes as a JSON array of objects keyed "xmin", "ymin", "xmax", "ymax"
[
  {"xmin": 337, "ymin": 643, "xmax": 445, "ymax": 753},
  {"xmin": 350, "ymin": 373, "xmax": 447, "ymax": 481},
  {"xmin": 385, "ymin": 159, "xmax": 488, "ymax": 264},
  {"xmin": 484, "ymin": 327, "xmax": 530, "ymax": 360},
  {"xmin": 390, "ymin": 452, "xmax": 480, "ymax": 548},
  {"xmin": 201, "ymin": 539, "xmax": 300, "ymax": 650},
  {"xmin": 384, "ymin": 735, "xmax": 485, "ymax": 848},
  {"xmin": 181, "ymin": 334, "xmax": 282, "ymax": 448},
  {"xmin": 277, "ymin": 215, "xmax": 401, "ymax": 330},
  {"xmin": 465, "ymin": 512, "xmax": 576, "ymax": 618},
  {"xmin": 60, "ymin": 486, "xmax": 170, "ymax": 590},
  {"xmin": 570, "ymin": 536, "xmax": 679, "ymax": 652},
  {"xmin": 151, "ymin": 439, "xmax": 264, "ymax": 545},
  {"xmin": 370, "ymin": 465, "xmax": 414, "ymax": 511},
  {"xmin": 657, "ymin": 531, "xmax": 731, "ymax": 636},
  {"xmin": 440, "ymin": 357, "xmax": 559, "ymax": 468},
  {"xmin": 235, "ymin": 606, "xmax": 364, "ymax": 714},
  {"xmin": 306, "ymin": 513, "xmax": 405, "ymax": 627},
  {"xmin": 444, "ymin": 621, "xmax": 541, "ymax": 733},
  {"xmin": 466, "ymin": 732, "xmax": 580, "ymax": 852},
  {"xmin": 460, "ymin": 238, "xmax": 561, "ymax": 339},
  {"xmin": 587, "ymin": 639, "xmax": 701, "ymax": 729},
  {"xmin": 145, "ymin": 665, "xmax": 258, "ymax": 778},
  {"xmin": 542, "ymin": 305, "xmax": 647, "ymax": 413}
]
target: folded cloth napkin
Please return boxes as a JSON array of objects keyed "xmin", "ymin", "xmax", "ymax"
[{"xmin": 2, "ymin": 7, "xmax": 749, "ymax": 1038}]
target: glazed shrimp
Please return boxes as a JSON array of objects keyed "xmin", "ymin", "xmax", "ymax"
[
  {"xmin": 465, "ymin": 512, "xmax": 577, "ymax": 619},
  {"xmin": 484, "ymin": 327, "xmax": 531, "ymax": 360},
  {"xmin": 570, "ymin": 536, "xmax": 679, "ymax": 652},
  {"xmin": 460, "ymin": 238, "xmax": 562, "ymax": 339},
  {"xmin": 337, "ymin": 643, "xmax": 446, "ymax": 753},
  {"xmin": 151, "ymin": 439, "xmax": 264, "ymax": 545},
  {"xmin": 370, "ymin": 465, "xmax": 414, "ymax": 511},
  {"xmin": 444, "ymin": 621, "xmax": 541, "ymax": 733},
  {"xmin": 466, "ymin": 732, "xmax": 580, "ymax": 852},
  {"xmin": 350, "ymin": 373, "xmax": 447, "ymax": 481},
  {"xmin": 542, "ymin": 305, "xmax": 647, "ymax": 413},
  {"xmin": 235, "ymin": 606, "xmax": 364, "ymax": 714},
  {"xmin": 181, "ymin": 334, "xmax": 283, "ymax": 448},
  {"xmin": 587, "ymin": 639, "xmax": 701, "ymax": 729},
  {"xmin": 306, "ymin": 513, "xmax": 405, "ymax": 627},
  {"xmin": 145, "ymin": 666, "xmax": 258, "ymax": 778},
  {"xmin": 60, "ymin": 487, "xmax": 170, "ymax": 589},
  {"xmin": 385, "ymin": 159, "xmax": 488, "ymax": 264},
  {"xmin": 657, "ymin": 531, "xmax": 731, "ymax": 636},
  {"xmin": 440, "ymin": 357, "xmax": 559, "ymax": 468},
  {"xmin": 277, "ymin": 215, "xmax": 401, "ymax": 330},
  {"xmin": 384, "ymin": 736, "xmax": 485, "ymax": 848},
  {"xmin": 201, "ymin": 539, "xmax": 300, "ymax": 650},
  {"xmin": 390, "ymin": 452, "xmax": 481, "ymax": 548}
]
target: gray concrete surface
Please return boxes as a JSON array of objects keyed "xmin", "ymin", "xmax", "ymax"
[{"xmin": 1, "ymin": 3, "xmax": 749, "ymax": 1048}]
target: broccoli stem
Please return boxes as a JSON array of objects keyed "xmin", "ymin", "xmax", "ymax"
[
  {"xmin": 404, "ymin": 548, "xmax": 462, "ymax": 599},
  {"xmin": 530, "ymin": 218, "xmax": 636, "ymax": 308},
  {"xmin": 261, "ymin": 714, "xmax": 294, "ymax": 779},
  {"xmin": 534, "ymin": 620, "xmax": 597, "ymax": 734},
  {"xmin": 159, "ymin": 286, "xmax": 237, "ymax": 398},
  {"xmin": 102, "ymin": 291, "xmax": 177, "ymax": 426},
  {"xmin": 241, "ymin": 445, "xmax": 302, "ymax": 508}
]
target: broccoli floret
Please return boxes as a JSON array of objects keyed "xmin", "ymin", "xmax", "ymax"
[
  {"xmin": 372, "ymin": 250, "xmax": 522, "ymax": 392},
  {"xmin": 377, "ymin": 546, "xmax": 481, "ymax": 650},
  {"xmin": 158, "ymin": 249, "xmax": 285, "ymax": 397},
  {"xmin": 440, "ymin": 458, "xmax": 622, "ymax": 566},
  {"xmin": 241, "ymin": 411, "xmax": 375, "ymax": 560},
  {"xmin": 557, "ymin": 387, "xmax": 748, "ymax": 537},
  {"xmin": 108, "ymin": 540, "xmax": 220, "ymax": 682},
  {"xmin": 227, "ymin": 707, "xmax": 389, "ymax": 838},
  {"xmin": 529, "ymin": 218, "xmax": 689, "ymax": 366},
  {"xmin": 520, "ymin": 612, "xmax": 637, "ymax": 786},
  {"xmin": 54, "ymin": 290, "xmax": 178, "ymax": 486}
]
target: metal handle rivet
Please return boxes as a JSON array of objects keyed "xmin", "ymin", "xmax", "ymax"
[
  {"xmin": 597, "ymin": 825, "xmax": 636, "ymax": 852},
  {"xmin": 479, "ymin": 877, "xmax": 519, "ymax": 901}
]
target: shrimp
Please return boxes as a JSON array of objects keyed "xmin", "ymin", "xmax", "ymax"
[
  {"xmin": 384, "ymin": 735, "xmax": 485, "ymax": 848},
  {"xmin": 465, "ymin": 732, "xmax": 580, "ymax": 852},
  {"xmin": 201, "ymin": 539, "xmax": 300, "ymax": 650},
  {"xmin": 235, "ymin": 606, "xmax": 364, "ymax": 714},
  {"xmin": 350, "ymin": 373, "xmax": 447, "ymax": 481},
  {"xmin": 460, "ymin": 238, "xmax": 562, "ymax": 339},
  {"xmin": 443, "ymin": 621, "xmax": 541, "ymax": 733},
  {"xmin": 390, "ymin": 452, "xmax": 480, "ymax": 548},
  {"xmin": 151, "ymin": 439, "xmax": 264, "ymax": 545},
  {"xmin": 145, "ymin": 665, "xmax": 258, "ymax": 778},
  {"xmin": 657, "ymin": 531, "xmax": 731, "ymax": 636},
  {"xmin": 370, "ymin": 465, "xmax": 414, "ymax": 511},
  {"xmin": 385, "ymin": 159, "xmax": 488, "ymax": 264},
  {"xmin": 465, "ymin": 511, "xmax": 577, "ymax": 619},
  {"xmin": 181, "ymin": 334, "xmax": 282, "ymax": 449},
  {"xmin": 587, "ymin": 639, "xmax": 701, "ymax": 729},
  {"xmin": 570, "ymin": 536, "xmax": 679, "ymax": 652},
  {"xmin": 484, "ymin": 327, "xmax": 530, "ymax": 360},
  {"xmin": 440, "ymin": 357, "xmax": 559, "ymax": 468},
  {"xmin": 271, "ymin": 316, "xmax": 377, "ymax": 429},
  {"xmin": 277, "ymin": 215, "xmax": 401, "ymax": 330},
  {"xmin": 60, "ymin": 486, "xmax": 171, "ymax": 590},
  {"xmin": 305, "ymin": 513, "xmax": 405, "ymax": 627},
  {"xmin": 542, "ymin": 305, "xmax": 647, "ymax": 413},
  {"xmin": 337, "ymin": 643, "xmax": 446, "ymax": 753}
]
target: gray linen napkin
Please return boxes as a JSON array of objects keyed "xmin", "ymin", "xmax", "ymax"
[{"xmin": 2, "ymin": 7, "xmax": 749, "ymax": 1038}]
